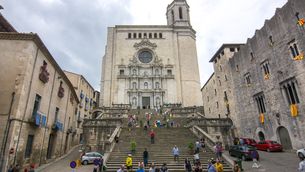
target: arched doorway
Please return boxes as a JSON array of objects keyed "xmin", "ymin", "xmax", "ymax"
[
  {"xmin": 277, "ymin": 126, "xmax": 292, "ymax": 150},
  {"xmin": 258, "ymin": 131, "xmax": 265, "ymax": 141}
]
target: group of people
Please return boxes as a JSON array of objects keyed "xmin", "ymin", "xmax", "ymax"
[
  {"xmin": 7, "ymin": 164, "xmax": 35, "ymax": 172},
  {"xmin": 123, "ymin": 153, "xmax": 168, "ymax": 172}
]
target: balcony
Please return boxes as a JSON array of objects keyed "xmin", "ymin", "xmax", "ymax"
[
  {"xmin": 52, "ymin": 121, "xmax": 63, "ymax": 132},
  {"xmin": 28, "ymin": 112, "xmax": 41, "ymax": 127}
]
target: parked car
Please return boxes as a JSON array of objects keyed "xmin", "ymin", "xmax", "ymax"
[
  {"xmin": 81, "ymin": 152, "xmax": 103, "ymax": 165},
  {"xmin": 256, "ymin": 140, "xmax": 283, "ymax": 152},
  {"xmin": 297, "ymin": 148, "xmax": 305, "ymax": 158},
  {"xmin": 229, "ymin": 145, "xmax": 259, "ymax": 161},
  {"xmin": 239, "ymin": 138, "xmax": 257, "ymax": 147}
]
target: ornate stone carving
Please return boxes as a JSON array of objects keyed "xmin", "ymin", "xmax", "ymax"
[
  {"xmin": 134, "ymin": 38, "xmax": 157, "ymax": 50},
  {"xmin": 39, "ymin": 61, "xmax": 50, "ymax": 83}
]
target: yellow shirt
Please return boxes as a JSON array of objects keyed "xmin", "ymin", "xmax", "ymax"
[
  {"xmin": 126, "ymin": 157, "xmax": 132, "ymax": 167},
  {"xmin": 215, "ymin": 162, "xmax": 223, "ymax": 172}
]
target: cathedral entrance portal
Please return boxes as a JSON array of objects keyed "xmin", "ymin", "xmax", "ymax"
[{"xmin": 142, "ymin": 97, "xmax": 150, "ymax": 109}]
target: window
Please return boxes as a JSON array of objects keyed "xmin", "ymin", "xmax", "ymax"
[
  {"xmin": 224, "ymin": 91, "xmax": 228, "ymax": 102},
  {"xmin": 230, "ymin": 48, "xmax": 235, "ymax": 52},
  {"xmin": 139, "ymin": 33, "xmax": 142, "ymax": 38},
  {"xmin": 289, "ymin": 40, "xmax": 302, "ymax": 60},
  {"xmin": 159, "ymin": 33, "xmax": 162, "ymax": 38},
  {"xmin": 149, "ymin": 33, "xmax": 152, "ymax": 38},
  {"xmin": 219, "ymin": 65, "xmax": 222, "ymax": 72},
  {"xmin": 32, "ymin": 94, "xmax": 41, "ymax": 117},
  {"xmin": 214, "ymin": 89, "xmax": 217, "ymax": 95},
  {"xmin": 138, "ymin": 51, "xmax": 153, "ymax": 63},
  {"xmin": 219, "ymin": 80, "xmax": 221, "ymax": 86},
  {"xmin": 171, "ymin": 10, "xmax": 175, "ymax": 24},
  {"xmin": 55, "ymin": 107, "xmax": 59, "ymax": 122},
  {"xmin": 250, "ymin": 52, "xmax": 254, "ymax": 61},
  {"xmin": 144, "ymin": 82, "xmax": 148, "ymax": 89},
  {"xmin": 25, "ymin": 135, "xmax": 34, "ymax": 158},
  {"xmin": 144, "ymin": 33, "xmax": 147, "ymax": 38},
  {"xmin": 221, "ymin": 51, "xmax": 224, "ymax": 56},
  {"xmin": 209, "ymin": 108, "xmax": 211, "ymax": 113},
  {"xmin": 133, "ymin": 33, "xmax": 137, "ymax": 39},
  {"xmin": 269, "ymin": 35, "xmax": 274, "ymax": 46},
  {"xmin": 179, "ymin": 7, "xmax": 183, "ymax": 19},
  {"xmin": 128, "ymin": 33, "xmax": 131, "ymax": 39},
  {"xmin": 154, "ymin": 33, "xmax": 157, "ymax": 38},
  {"xmin": 155, "ymin": 82, "xmax": 160, "ymax": 89},
  {"xmin": 119, "ymin": 69, "xmax": 124, "ymax": 75},
  {"xmin": 281, "ymin": 79, "xmax": 300, "ymax": 105},
  {"xmin": 254, "ymin": 93, "xmax": 266, "ymax": 114},
  {"xmin": 216, "ymin": 102, "xmax": 219, "ymax": 108},
  {"xmin": 244, "ymin": 73, "xmax": 251, "ymax": 85},
  {"xmin": 214, "ymin": 59, "xmax": 217, "ymax": 64},
  {"xmin": 225, "ymin": 75, "xmax": 228, "ymax": 81},
  {"xmin": 236, "ymin": 65, "xmax": 239, "ymax": 72},
  {"xmin": 261, "ymin": 61, "xmax": 270, "ymax": 80},
  {"xmin": 207, "ymin": 96, "xmax": 209, "ymax": 102},
  {"xmin": 132, "ymin": 82, "xmax": 137, "ymax": 89},
  {"xmin": 167, "ymin": 69, "xmax": 172, "ymax": 75}
]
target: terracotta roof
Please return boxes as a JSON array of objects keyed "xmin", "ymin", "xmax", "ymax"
[
  {"xmin": 0, "ymin": 32, "xmax": 79, "ymax": 103},
  {"xmin": 0, "ymin": 13, "xmax": 17, "ymax": 32}
]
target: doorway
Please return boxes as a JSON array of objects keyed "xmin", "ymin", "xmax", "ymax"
[
  {"xmin": 258, "ymin": 131, "xmax": 265, "ymax": 141},
  {"xmin": 47, "ymin": 134, "xmax": 55, "ymax": 159},
  {"xmin": 277, "ymin": 126, "xmax": 292, "ymax": 150},
  {"xmin": 142, "ymin": 97, "xmax": 150, "ymax": 109}
]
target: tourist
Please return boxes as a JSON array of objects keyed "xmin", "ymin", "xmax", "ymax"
[
  {"xmin": 232, "ymin": 161, "xmax": 241, "ymax": 172},
  {"xmin": 126, "ymin": 154, "xmax": 133, "ymax": 172},
  {"xmin": 172, "ymin": 145, "xmax": 180, "ymax": 162},
  {"xmin": 28, "ymin": 164, "xmax": 35, "ymax": 172},
  {"xmin": 200, "ymin": 138, "xmax": 206, "ymax": 152},
  {"xmin": 193, "ymin": 151, "xmax": 200, "ymax": 165},
  {"xmin": 251, "ymin": 150, "xmax": 260, "ymax": 168},
  {"xmin": 184, "ymin": 158, "xmax": 192, "ymax": 172},
  {"xmin": 150, "ymin": 129, "xmax": 155, "ymax": 144},
  {"xmin": 193, "ymin": 163, "xmax": 203, "ymax": 172},
  {"xmin": 215, "ymin": 143, "xmax": 223, "ymax": 161},
  {"xmin": 136, "ymin": 162, "xmax": 145, "ymax": 172},
  {"xmin": 215, "ymin": 159, "xmax": 223, "ymax": 172},
  {"xmin": 149, "ymin": 162, "xmax": 156, "ymax": 172},
  {"xmin": 207, "ymin": 160, "xmax": 216, "ymax": 172},
  {"xmin": 195, "ymin": 140, "xmax": 201, "ymax": 153},
  {"xmin": 143, "ymin": 148, "xmax": 149, "ymax": 167},
  {"xmin": 160, "ymin": 163, "xmax": 168, "ymax": 172},
  {"xmin": 117, "ymin": 165, "xmax": 125, "ymax": 172},
  {"xmin": 298, "ymin": 157, "xmax": 305, "ymax": 172}
]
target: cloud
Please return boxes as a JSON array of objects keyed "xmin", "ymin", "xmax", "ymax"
[{"xmin": 0, "ymin": 0, "xmax": 287, "ymax": 90}]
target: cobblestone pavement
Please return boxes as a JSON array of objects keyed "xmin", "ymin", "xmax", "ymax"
[{"xmin": 229, "ymin": 150, "xmax": 299, "ymax": 172}]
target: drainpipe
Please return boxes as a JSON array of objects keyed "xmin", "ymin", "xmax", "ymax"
[{"xmin": 0, "ymin": 92, "xmax": 16, "ymax": 171}]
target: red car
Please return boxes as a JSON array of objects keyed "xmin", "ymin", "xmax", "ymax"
[
  {"xmin": 240, "ymin": 138, "xmax": 257, "ymax": 147},
  {"xmin": 256, "ymin": 140, "xmax": 283, "ymax": 152}
]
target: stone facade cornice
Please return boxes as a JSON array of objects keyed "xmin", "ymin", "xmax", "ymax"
[{"xmin": 0, "ymin": 32, "xmax": 79, "ymax": 103}]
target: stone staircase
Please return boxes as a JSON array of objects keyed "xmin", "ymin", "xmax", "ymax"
[{"xmin": 106, "ymin": 126, "xmax": 232, "ymax": 171}]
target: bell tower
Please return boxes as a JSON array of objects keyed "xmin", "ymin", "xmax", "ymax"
[{"xmin": 166, "ymin": 0, "xmax": 191, "ymax": 27}]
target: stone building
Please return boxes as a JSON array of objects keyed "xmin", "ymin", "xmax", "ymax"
[
  {"xmin": 0, "ymin": 31, "xmax": 80, "ymax": 171},
  {"xmin": 202, "ymin": 0, "xmax": 305, "ymax": 149},
  {"xmin": 201, "ymin": 44, "xmax": 243, "ymax": 122},
  {"xmin": 64, "ymin": 71, "xmax": 98, "ymax": 141},
  {"xmin": 100, "ymin": 0, "xmax": 202, "ymax": 109}
]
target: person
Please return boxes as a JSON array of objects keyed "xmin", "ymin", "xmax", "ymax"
[
  {"xmin": 207, "ymin": 160, "xmax": 216, "ymax": 172},
  {"xmin": 13, "ymin": 164, "xmax": 20, "ymax": 172},
  {"xmin": 232, "ymin": 161, "xmax": 241, "ymax": 172},
  {"xmin": 184, "ymin": 158, "xmax": 192, "ymax": 172},
  {"xmin": 7, "ymin": 165, "xmax": 14, "ymax": 172},
  {"xmin": 93, "ymin": 164, "xmax": 98, "ymax": 172},
  {"xmin": 136, "ymin": 162, "xmax": 145, "ymax": 172},
  {"xmin": 115, "ymin": 135, "xmax": 119, "ymax": 143},
  {"xmin": 150, "ymin": 129, "xmax": 155, "ymax": 144},
  {"xmin": 28, "ymin": 164, "xmax": 35, "ymax": 172},
  {"xmin": 298, "ymin": 157, "xmax": 305, "ymax": 172},
  {"xmin": 172, "ymin": 145, "xmax": 180, "ymax": 162},
  {"xmin": 200, "ymin": 138, "xmax": 206, "ymax": 152},
  {"xmin": 143, "ymin": 148, "xmax": 149, "ymax": 167},
  {"xmin": 98, "ymin": 157, "xmax": 104, "ymax": 172},
  {"xmin": 193, "ymin": 151, "xmax": 200, "ymax": 165},
  {"xmin": 215, "ymin": 159, "xmax": 223, "ymax": 172},
  {"xmin": 195, "ymin": 141, "xmax": 201, "ymax": 153},
  {"xmin": 126, "ymin": 154, "xmax": 133, "ymax": 172},
  {"xmin": 149, "ymin": 162, "xmax": 156, "ymax": 172},
  {"xmin": 215, "ymin": 143, "xmax": 223, "ymax": 161},
  {"xmin": 160, "ymin": 163, "xmax": 168, "ymax": 172},
  {"xmin": 251, "ymin": 150, "xmax": 260, "ymax": 168},
  {"xmin": 117, "ymin": 165, "xmax": 125, "ymax": 172}
]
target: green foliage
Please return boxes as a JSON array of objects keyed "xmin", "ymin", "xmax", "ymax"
[
  {"xmin": 188, "ymin": 142, "xmax": 194, "ymax": 150},
  {"xmin": 130, "ymin": 140, "xmax": 136, "ymax": 151}
]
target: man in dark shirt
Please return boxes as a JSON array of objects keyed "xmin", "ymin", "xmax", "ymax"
[{"xmin": 143, "ymin": 148, "xmax": 149, "ymax": 166}]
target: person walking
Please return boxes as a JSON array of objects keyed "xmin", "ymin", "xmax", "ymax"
[
  {"xmin": 215, "ymin": 159, "xmax": 223, "ymax": 172},
  {"xmin": 136, "ymin": 162, "xmax": 145, "ymax": 172},
  {"xmin": 143, "ymin": 148, "xmax": 149, "ymax": 167},
  {"xmin": 117, "ymin": 165, "xmax": 125, "ymax": 172},
  {"xmin": 193, "ymin": 151, "xmax": 200, "ymax": 165},
  {"xmin": 149, "ymin": 162, "xmax": 156, "ymax": 172},
  {"xmin": 251, "ymin": 150, "xmax": 260, "ymax": 168},
  {"xmin": 215, "ymin": 143, "xmax": 223, "ymax": 161},
  {"xmin": 207, "ymin": 160, "xmax": 216, "ymax": 172},
  {"xmin": 184, "ymin": 158, "xmax": 192, "ymax": 172},
  {"xmin": 150, "ymin": 129, "xmax": 155, "ymax": 144},
  {"xmin": 298, "ymin": 157, "xmax": 305, "ymax": 172},
  {"xmin": 126, "ymin": 154, "xmax": 133, "ymax": 172},
  {"xmin": 172, "ymin": 145, "xmax": 180, "ymax": 162},
  {"xmin": 160, "ymin": 163, "xmax": 168, "ymax": 172}
]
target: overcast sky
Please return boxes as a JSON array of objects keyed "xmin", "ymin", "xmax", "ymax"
[{"xmin": 0, "ymin": 0, "xmax": 287, "ymax": 90}]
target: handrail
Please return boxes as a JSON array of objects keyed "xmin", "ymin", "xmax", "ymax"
[{"xmin": 103, "ymin": 126, "xmax": 121, "ymax": 164}]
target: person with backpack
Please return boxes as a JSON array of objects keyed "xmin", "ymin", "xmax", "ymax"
[{"xmin": 207, "ymin": 160, "xmax": 216, "ymax": 172}]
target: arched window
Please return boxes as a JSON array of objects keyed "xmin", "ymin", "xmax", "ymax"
[
  {"xmin": 139, "ymin": 33, "xmax": 142, "ymax": 38},
  {"xmin": 144, "ymin": 82, "xmax": 148, "ymax": 89},
  {"xmin": 133, "ymin": 33, "xmax": 137, "ymax": 39},
  {"xmin": 154, "ymin": 33, "xmax": 157, "ymax": 38},
  {"xmin": 155, "ymin": 82, "xmax": 160, "ymax": 89},
  {"xmin": 149, "ymin": 33, "xmax": 152, "ymax": 38},
  {"xmin": 133, "ymin": 69, "xmax": 137, "ymax": 75},
  {"xmin": 179, "ymin": 7, "xmax": 183, "ymax": 19},
  {"xmin": 171, "ymin": 10, "xmax": 175, "ymax": 24},
  {"xmin": 155, "ymin": 69, "xmax": 159, "ymax": 75},
  {"xmin": 132, "ymin": 82, "xmax": 137, "ymax": 89}
]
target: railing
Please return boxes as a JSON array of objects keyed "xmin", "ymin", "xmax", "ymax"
[
  {"xmin": 83, "ymin": 118, "xmax": 123, "ymax": 127},
  {"xmin": 185, "ymin": 117, "xmax": 233, "ymax": 128},
  {"xmin": 190, "ymin": 125, "xmax": 234, "ymax": 166},
  {"xmin": 103, "ymin": 126, "xmax": 121, "ymax": 163}
]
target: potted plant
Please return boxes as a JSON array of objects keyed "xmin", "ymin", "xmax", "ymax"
[{"xmin": 188, "ymin": 142, "xmax": 194, "ymax": 154}]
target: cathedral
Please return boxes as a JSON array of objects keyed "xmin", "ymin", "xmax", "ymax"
[{"xmin": 100, "ymin": 0, "xmax": 202, "ymax": 109}]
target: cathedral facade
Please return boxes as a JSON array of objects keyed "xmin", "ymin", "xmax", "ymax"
[{"xmin": 100, "ymin": 0, "xmax": 202, "ymax": 109}]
